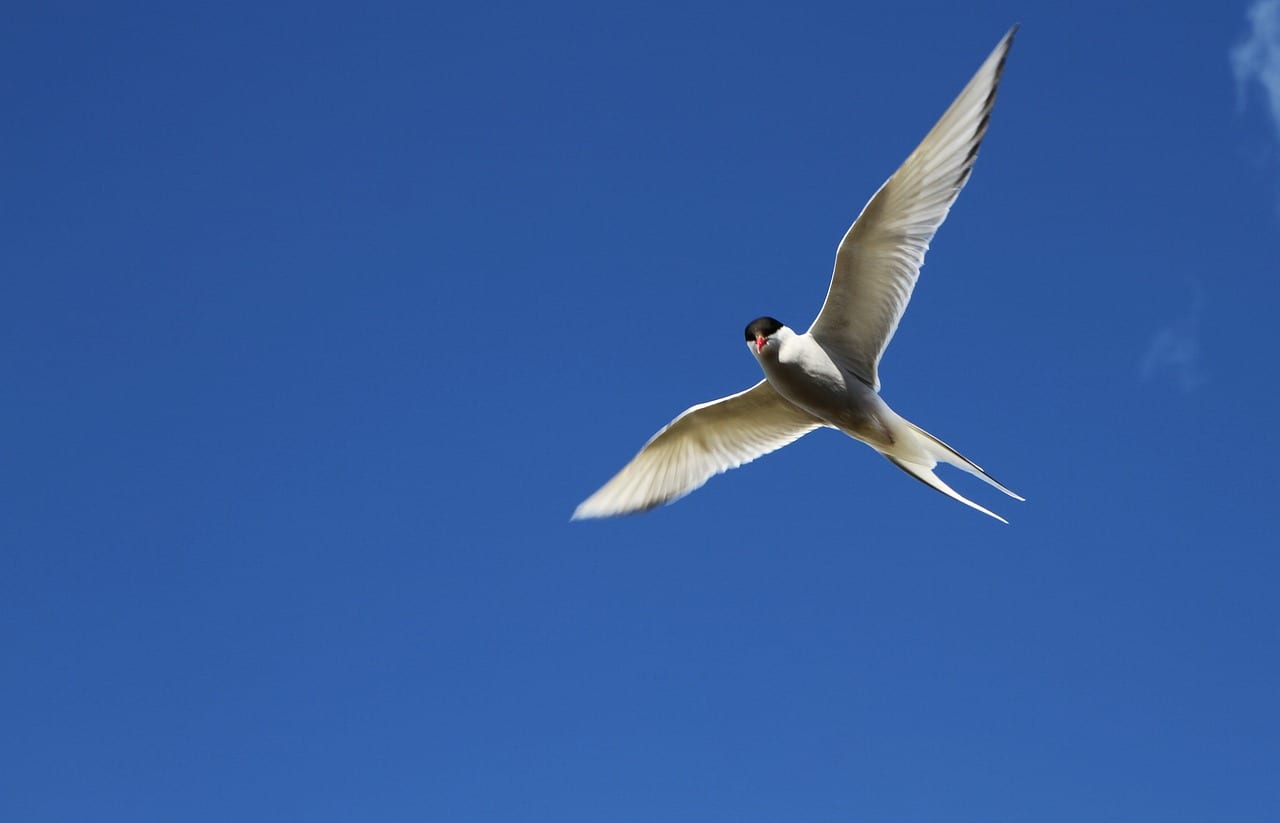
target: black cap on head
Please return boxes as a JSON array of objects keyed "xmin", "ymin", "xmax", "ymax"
[{"xmin": 744, "ymin": 316, "xmax": 784, "ymax": 341}]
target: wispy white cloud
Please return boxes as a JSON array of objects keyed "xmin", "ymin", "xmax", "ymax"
[
  {"xmin": 1233, "ymin": 0, "xmax": 1280, "ymax": 143},
  {"xmin": 1140, "ymin": 279, "xmax": 1207, "ymax": 394}
]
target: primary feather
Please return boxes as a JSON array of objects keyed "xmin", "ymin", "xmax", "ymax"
[{"xmin": 809, "ymin": 25, "xmax": 1018, "ymax": 390}]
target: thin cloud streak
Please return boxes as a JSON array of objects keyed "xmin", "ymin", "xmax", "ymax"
[
  {"xmin": 1140, "ymin": 279, "xmax": 1207, "ymax": 394},
  {"xmin": 1233, "ymin": 0, "xmax": 1280, "ymax": 143}
]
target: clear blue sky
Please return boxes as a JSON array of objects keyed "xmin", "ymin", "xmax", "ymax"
[{"xmin": 5, "ymin": 1, "xmax": 1280, "ymax": 820}]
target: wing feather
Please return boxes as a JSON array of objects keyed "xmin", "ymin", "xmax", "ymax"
[
  {"xmin": 808, "ymin": 26, "xmax": 1017, "ymax": 390},
  {"xmin": 572, "ymin": 381, "xmax": 822, "ymax": 519}
]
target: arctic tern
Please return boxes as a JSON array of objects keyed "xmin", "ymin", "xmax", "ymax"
[{"xmin": 574, "ymin": 26, "xmax": 1024, "ymax": 523}]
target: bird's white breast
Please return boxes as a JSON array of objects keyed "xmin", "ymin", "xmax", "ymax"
[{"xmin": 760, "ymin": 333, "xmax": 893, "ymax": 445}]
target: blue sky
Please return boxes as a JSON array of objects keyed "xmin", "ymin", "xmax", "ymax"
[{"xmin": 4, "ymin": 1, "xmax": 1280, "ymax": 820}]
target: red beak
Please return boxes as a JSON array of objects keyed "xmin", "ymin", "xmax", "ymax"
[{"xmin": 756, "ymin": 336, "xmax": 766, "ymax": 353}]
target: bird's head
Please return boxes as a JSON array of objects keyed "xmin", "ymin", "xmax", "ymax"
[{"xmin": 744, "ymin": 316, "xmax": 789, "ymax": 357}]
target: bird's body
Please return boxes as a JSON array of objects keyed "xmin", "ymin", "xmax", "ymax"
[
  {"xmin": 574, "ymin": 26, "xmax": 1024, "ymax": 523},
  {"xmin": 757, "ymin": 328, "xmax": 893, "ymax": 449}
]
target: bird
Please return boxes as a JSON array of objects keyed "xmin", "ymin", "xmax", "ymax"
[{"xmin": 573, "ymin": 26, "xmax": 1024, "ymax": 524}]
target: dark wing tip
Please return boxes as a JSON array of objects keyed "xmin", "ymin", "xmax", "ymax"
[{"xmin": 953, "ymin": 27, "xmax": 1018, "ymax": 188}]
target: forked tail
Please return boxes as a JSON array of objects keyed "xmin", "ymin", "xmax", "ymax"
[{"xmin": 883, "ymin": 420, "xmax": 1023, "ymax": 524}]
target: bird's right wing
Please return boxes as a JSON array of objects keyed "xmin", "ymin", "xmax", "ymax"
[
  {"xmin": 808, "ymin": 26, "xmax": 1017, "ymax": 390},
  {"xmin": 573, "ymin": 380, "xmax": 822, "ymax": 519}
]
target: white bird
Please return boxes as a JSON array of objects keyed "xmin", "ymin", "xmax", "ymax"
[{"xmin": 574, "ymin": 26, "xmax": 1024, "ymax": 524}]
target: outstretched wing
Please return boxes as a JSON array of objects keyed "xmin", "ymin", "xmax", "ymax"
[
  {"xmin": 808, "ymin": 26, "xmax": 1017, "ymax": 391},
  {"xmin": 573, "ymin": 381, "xmax": 822, "ymax": 519}
]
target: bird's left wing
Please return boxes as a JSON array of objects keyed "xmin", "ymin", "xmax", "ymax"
[
  {"xmin": 573, "ymin": 380, "xmax": 822, "ymax": 519},
  {"xmin": 808, "ymin": 26, "xmax": 1017, "ymax": 391}
]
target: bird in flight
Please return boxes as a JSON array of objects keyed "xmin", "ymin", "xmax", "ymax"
[{"xmin": 574, "ymin": 26, "xmax": 1024, "ymax": 523}]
